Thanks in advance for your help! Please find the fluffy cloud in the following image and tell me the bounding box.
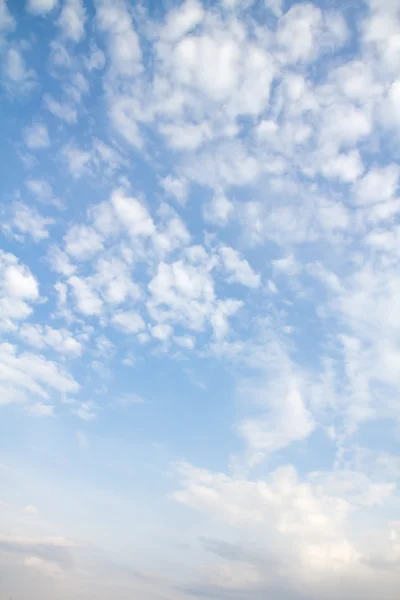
[24,122,50,149]
[57,0,86,42]
[2,202,54,242]
[3,47,36,93]
[0,342,78,407]
[239,386,315,461]
[26,0,58,15]
[219,246,260,288]
[18,324,83,357]
[0,252,39,330]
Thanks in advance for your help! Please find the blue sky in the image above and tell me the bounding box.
[1,0,400,598]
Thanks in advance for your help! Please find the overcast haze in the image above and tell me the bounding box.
[1,0,400,598]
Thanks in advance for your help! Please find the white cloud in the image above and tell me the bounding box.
[160,121,212,150]
[57,0,86,42]
[239,386,315,462]
[272,254,300,276]
[172,460,352,551]
[147,260,215,332]
[111,189,155,238]
[43,94,77,124]
[72,400,97,421]
[4,5,400,598]
[85,45,105,71]
[24,122,50,149]
[64,225,104,260]
[161,175,188,205]
[203,191,234,226]
[152,207,191,256]
[171,31,240,102]
[112,310,145,333]
[25,179,60,207]
[219,246,260,288]
[3,47,36,93]
[170,458,400,598]
[355,164,399,205]
[0,253,40,331]
[0,0,15,33]
[109,95,143,148]
[162,0,204,43]
[265,0,283,17]
[3,202,54,242]
[321,150,364,183]
[277,4,323,63]
[93,257,141,305]
[151,323,173,341]
[19,324,82,357]
[26,0,58,14]
[48,247,76,277]
[68,275,103,316]
[62,144,91,176]
[3,264,39,299]
[174,334,195,349]
[210,298,242,340]
[96,0,142,76]
[0,342,78,407]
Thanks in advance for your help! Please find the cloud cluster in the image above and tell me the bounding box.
[1,0,400,598]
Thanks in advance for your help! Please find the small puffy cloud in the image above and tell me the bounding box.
[203,191,234,227]
[2,202,54,243]
[111,189,155,238]
[64,225,104,261]
[0,253,39,330]
[25,179,60,207]
[355,164,399,205]
[174,334,195,349]
[210,298,242,340]
[239,386,315,463]
[24,122,50,149]
[112,311,145,333]
[4,264,38,299]
[68,276,103,316]
[272,255,301,277]
[62,144,91,177]
[162,0,204,43]
[57,0,86,42]
[160,121,212,150]
[0,342,78,407]
[161,175,188,205]
[72,400,97,421]
[96,0,142,76]
[321,150,364,183]
[147,260,215,332]
[219,246,260,288]
[85,45,105,71]
[27,0,58,14]
[19,324,82,357]
[0,0,15,33]
[44,94,77,124]
[151,323,173,341]
[3,47,36,93]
